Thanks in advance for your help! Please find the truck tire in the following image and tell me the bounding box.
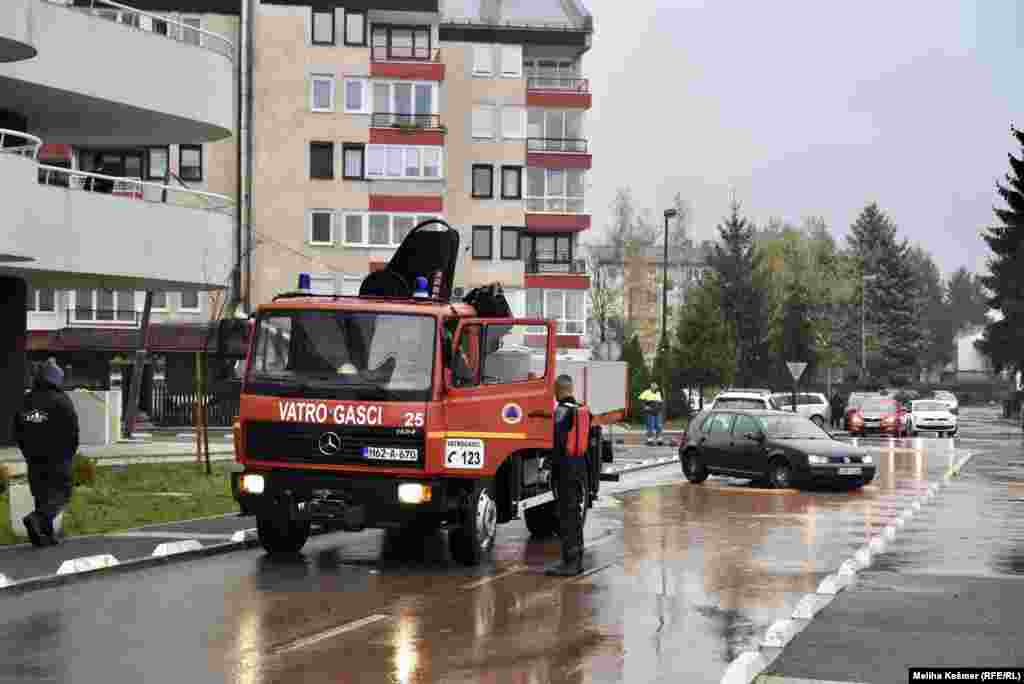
[449,481,498,566]
[524,501,558,538]
[257,514,311,554]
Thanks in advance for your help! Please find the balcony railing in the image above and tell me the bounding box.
[527,138,588,153]
[526,76,589,93]
[525,258,588,275]
[371,46,440,62]
[0,129,42,159]
[370,113,444,130]
[67,309,140,327]
[37,165,235,213]
[525,197,586,213]
[50,0,234,59]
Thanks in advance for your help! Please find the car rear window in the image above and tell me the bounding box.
[863,398,897,411]
[715,397,766,410]
[703,413,735,434]
[913,401,948,411]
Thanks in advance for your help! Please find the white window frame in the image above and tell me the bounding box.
[71,290,138,323]
[179,290,201,312]
[365,145,444,180]
[501,106,526,140]
[501,45,523,78]
[26,287,57,314]
[149,291,168,311]
[309,274,335,295]
[342,212,442,248]
[311,8,335,45]
[311,75,335,112]
[525,167,586,213]
[370,81,437,124]
[340,275,363,296]
[472,105,496,139]
[309,209,335,246]
[526,289,586,335]
[472,44,493,76]
[343,77,370,114]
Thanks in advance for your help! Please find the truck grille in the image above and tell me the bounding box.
[244,422,425,469]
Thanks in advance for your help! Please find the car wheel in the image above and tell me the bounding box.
[950,427,958,437]
[768,458,793,489]
[681,449,708,484]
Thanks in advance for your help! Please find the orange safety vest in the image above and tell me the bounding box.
[566,403,591,460]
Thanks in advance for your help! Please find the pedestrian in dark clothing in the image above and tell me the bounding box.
[546,374,586,577]
[13,364,79,547]
[830,392,844,429]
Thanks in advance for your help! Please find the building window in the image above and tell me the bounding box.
[371,81,436,124]
[150,291,167,310]
[73,290,136,322]
[308,274,335,295]
[342,213,440,247]
[312,9,334,45]
[527,289,585,335]
[501,165,522,199]
[311,75,335,112]
[472,226,493,260]
[525,168,585,212]
[344,9,366,46]
[472,44,493,75]
[26,287,56,313]
[524,57,579,82]
[146,147,169,180]
[180,291,200,311]
[472,164,493,198]
[371,24,431,61]
[365,145,443,180]
[527,109,585,151]
[310,210,333,245]
[501,45,523,77]
[472,106,495,139]
[310,142,334,180]
[343,77,368,114]
[501,106,526,140]
[343,144,365,179]
[179,145,203,182]
[501,227,520,260]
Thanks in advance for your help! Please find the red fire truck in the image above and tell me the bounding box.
[231,220,627,565]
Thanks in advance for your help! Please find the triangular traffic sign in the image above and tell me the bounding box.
[786,362,808,381]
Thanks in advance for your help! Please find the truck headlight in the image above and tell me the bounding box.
[863,455,873,464]
[241,473,265,495]
[808,455,827,465]
[398,483,432,505]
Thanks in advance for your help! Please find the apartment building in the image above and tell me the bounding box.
[0,0,238,441]
[249,0,594,352]
[589,242,713,358]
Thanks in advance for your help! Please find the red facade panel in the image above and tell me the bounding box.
[369,195,444,212]
[369,128,445,146]
[525,213,591,233]
[370,61,445,81]
[524,274,590,290]
[525,334,583,349]
[526,91,592,109]
[526,152,592,169]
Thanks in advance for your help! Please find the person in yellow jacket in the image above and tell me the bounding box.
[638,383,664,446]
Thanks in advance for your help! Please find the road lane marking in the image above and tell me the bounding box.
[460,564,527,590]
[270,614,392,655]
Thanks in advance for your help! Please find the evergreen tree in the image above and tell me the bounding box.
[619,334,651,421]
[707,201,770,385]
[907,246,954,374]
[846,203,923,381]
[674,276,736,404]
[978,127,1024,374]
[947,267,989,332]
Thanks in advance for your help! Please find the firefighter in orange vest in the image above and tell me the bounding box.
[546,374,587,576]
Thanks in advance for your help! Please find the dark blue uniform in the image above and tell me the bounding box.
[547,395,584,576]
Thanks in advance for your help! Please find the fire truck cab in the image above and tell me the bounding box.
[231,221,621,565]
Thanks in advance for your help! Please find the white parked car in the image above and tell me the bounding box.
[709,390,780,411]
[772,392,831,428]
[908,399,958,437]
[933,390,959,415]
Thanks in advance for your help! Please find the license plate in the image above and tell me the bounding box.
[362,447,419,462]
[838,467,862,475]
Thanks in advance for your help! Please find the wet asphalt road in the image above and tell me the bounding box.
[0,429,997,683]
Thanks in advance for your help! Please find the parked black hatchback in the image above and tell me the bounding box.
[679,409,876,489]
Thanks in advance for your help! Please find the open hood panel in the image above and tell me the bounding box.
[360,219,460,300]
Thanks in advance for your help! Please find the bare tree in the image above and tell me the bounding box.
[587,251,623,346]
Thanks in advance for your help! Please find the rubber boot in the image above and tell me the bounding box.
[23,513,43,547]
[545,549,584,577]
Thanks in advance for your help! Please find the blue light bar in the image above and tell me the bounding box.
[298,273,311,291]
[413,276,429,298]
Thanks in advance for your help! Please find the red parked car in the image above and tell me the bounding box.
[847,396,910,436]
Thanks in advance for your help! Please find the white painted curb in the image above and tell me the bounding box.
[837,559,859,577]
[853,546,872,568]
[791,594,831,620]
[816,573,851,595]
[57,554,119,575]
[152,540,203,557]
[761,618,807,648]
[720,651,772,684]
[883,524,897,541]
[230,528,258,543]
[0,573,10,588]
[868,535,886,554]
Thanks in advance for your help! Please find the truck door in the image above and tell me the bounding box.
[443,319,555,475]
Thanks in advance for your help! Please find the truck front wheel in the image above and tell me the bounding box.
[257,513,311,555]
[449,481,498,566]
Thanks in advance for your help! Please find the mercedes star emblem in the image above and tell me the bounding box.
[318,432,341,456]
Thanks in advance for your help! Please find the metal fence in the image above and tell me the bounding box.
[149,380,240,427]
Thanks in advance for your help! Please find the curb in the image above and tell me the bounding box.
[721,450,975,684]
[605,455,679,476]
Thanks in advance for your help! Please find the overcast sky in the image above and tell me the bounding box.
[583,0,1022,277]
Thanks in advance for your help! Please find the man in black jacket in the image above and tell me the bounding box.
[13,363,79,546]
[546,375,586,577]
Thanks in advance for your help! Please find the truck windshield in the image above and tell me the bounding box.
[245,310,435,401]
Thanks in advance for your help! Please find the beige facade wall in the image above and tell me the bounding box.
[251,5,373,306]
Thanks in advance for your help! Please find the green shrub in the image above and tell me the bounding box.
[0,464,9,494]
[72,453,97,487]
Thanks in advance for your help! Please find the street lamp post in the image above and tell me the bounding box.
[861,274,877,382]
[662,208,678,425]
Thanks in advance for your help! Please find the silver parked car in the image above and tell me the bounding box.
[772,392,831,428]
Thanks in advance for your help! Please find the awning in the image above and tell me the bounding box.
[37,144,73,162]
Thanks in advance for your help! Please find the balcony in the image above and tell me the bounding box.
[525,257,587,275]
[370,45,445,81]
[369,113,445,145]
[67,309,141,328]
[526,137,591,169]
[526,76,591,109]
